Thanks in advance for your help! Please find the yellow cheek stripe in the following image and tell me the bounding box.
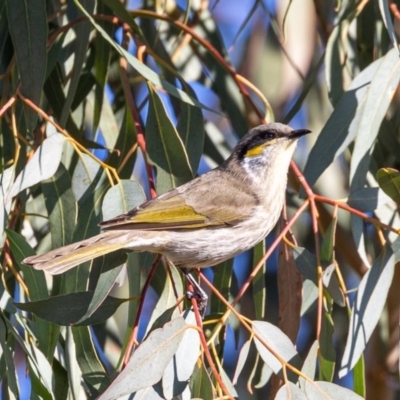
[245,140,276,158]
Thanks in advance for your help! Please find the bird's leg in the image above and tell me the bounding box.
[181,268,208,313]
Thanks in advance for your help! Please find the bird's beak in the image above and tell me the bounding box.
[289,129,312,139]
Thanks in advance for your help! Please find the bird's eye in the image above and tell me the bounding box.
[264,131,275,140]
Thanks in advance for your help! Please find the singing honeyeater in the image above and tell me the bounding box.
[23,123,311,274]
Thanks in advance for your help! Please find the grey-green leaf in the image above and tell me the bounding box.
[146,84,193,193]
[253,320,299,375]
[99,317,186,399]
[15,291,129,326]
[9,133,66,198]
[6,0,47,131]
[339,245,395,377]
[102,180,145,221]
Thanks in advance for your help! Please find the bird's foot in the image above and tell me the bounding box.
[182,268,208,314]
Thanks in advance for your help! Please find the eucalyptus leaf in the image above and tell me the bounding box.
[9,133,66,199]
[6,0,47,131]
[305,381,364,399]
[99,317,186,399]
[275,382,307,400]
[253,320,300,376]
[376,168,400,205]
[340,245,395,377]
[15,291,130,326]
[102,180,145,221]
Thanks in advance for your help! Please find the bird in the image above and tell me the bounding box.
[23,123,311,275]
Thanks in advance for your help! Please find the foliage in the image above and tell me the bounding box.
[1,0,400,399]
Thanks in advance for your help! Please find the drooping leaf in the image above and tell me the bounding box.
[15,291,130,326]
[41,163,77,249]
[303,56,382,187]
[7,229,60,359]
[6,0,47,131]
[350,48,400,190]
[72,326,110,392]
[232,339,251,385]
[102,179,145,221]
[253,320,300,376]
[340,245,395,377]
[376,168,400,205]
[99,317,186,399]
[299,340,318,389]
[348,187,392,211]
[252,240,266,320]
[275,382,307,400]
[60,0,95,127]
[146,84,193,193]
[162,310,200,399]
[9,133,66,199]
[305,381,364,399]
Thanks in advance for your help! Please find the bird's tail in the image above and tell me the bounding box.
[23,231,130,275]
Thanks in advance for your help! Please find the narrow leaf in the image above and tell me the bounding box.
[350,48,400,190]
[15,291,129,326]
[162,310,200,399]
[146,84,193,193]
[253,320,300,375]
[275,382,307,400]
[102,180,145,221]
[99,317,186,399]
[9,133,66,199]
[6,0,47,131]
[305,381,364,399]
[303,57,382,187]
[376,168,400,205]
[340,245,395,377]
[348,187,392,211]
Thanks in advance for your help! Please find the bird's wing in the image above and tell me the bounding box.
[100,172,258,231]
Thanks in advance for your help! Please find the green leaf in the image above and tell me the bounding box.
[339,245,395,377]
[72,326,110,392]
[305,381,364,399]
[146,84,193,193]
[275,382,307,400]
[0,315,19,398]
[319,309,335,381]
[320,218,336,266]
[350,48,400,190]
[299,340,318,389]
[100,317,186,399]
[253,320,300,377]
[232,339,251,385]
[102,179,145,221]
[6,0,47,131]
[75,252,127,324]
[108,105,137,178]
[9,133,66,198]
[190,362,215,399]
[7,229,60,359]
[162,310,200,398]
[353,356,366,398]
[41,163,77,249]
[348,187,392,211]
[376,168,400,205]
[60,0,95,127]
[303,56,381,188]
[293,246,317,283]
[176,85,205,173]
[73,0,210,110]
[15,291,130,326]
[252,240,266,320]
[210,258,233,315]
[378,0,400,56]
